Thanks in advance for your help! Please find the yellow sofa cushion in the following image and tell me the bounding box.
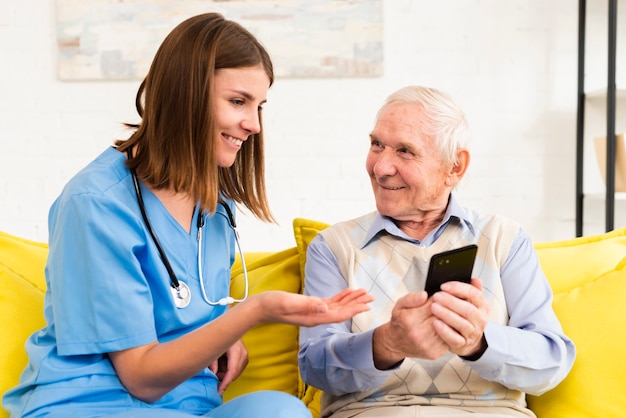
[0,232,48,418]
[223,247,306,401]
[292,218,331,415]
[292,218,626,418]
[0,231,47,293]
[293,218,332,285]
[533,227,626,294]
[527,228,626,418]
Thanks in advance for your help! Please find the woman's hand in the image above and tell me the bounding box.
[108,289,371,402]
[209,339,248,395]
[254,288,373,327]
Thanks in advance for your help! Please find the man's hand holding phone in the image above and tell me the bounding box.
[424,245,489,359]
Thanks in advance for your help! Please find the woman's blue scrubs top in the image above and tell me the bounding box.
[3,147,236,416]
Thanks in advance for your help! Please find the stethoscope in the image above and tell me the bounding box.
[129,159,249,309]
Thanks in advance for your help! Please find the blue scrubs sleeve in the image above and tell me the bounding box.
[48,190,158,356]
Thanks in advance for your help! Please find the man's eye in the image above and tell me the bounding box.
[398,148,414,159]
[370,139,383,149]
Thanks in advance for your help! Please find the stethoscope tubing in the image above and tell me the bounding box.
[129,155,248,308]
[130,166,182,292]
[197,211,249,306]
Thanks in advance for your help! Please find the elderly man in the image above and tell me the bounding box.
[298,85,575,418]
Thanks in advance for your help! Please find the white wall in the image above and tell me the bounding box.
[1,0,624,252]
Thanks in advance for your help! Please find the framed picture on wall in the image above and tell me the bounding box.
[55,0,384,80]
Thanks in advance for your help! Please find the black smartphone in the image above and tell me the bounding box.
[424,244,478,297]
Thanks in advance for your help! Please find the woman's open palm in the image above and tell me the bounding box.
[257,288,373,327]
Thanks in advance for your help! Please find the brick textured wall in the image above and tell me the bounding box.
[1,0,624,251]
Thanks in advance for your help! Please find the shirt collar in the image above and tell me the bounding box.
[360,194,476,248]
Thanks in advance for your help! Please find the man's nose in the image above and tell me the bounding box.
[372,151,397,176]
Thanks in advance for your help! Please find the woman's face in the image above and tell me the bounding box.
[213,65,270,167]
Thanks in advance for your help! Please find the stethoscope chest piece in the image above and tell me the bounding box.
[171,281,191,309]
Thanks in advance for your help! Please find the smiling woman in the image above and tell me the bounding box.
[1,12,373,418]
[115,13,276,222]
[213,66,270,168]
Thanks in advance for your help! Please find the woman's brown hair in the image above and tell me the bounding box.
[116,13,275,221]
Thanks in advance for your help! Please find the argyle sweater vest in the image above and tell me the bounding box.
[318,211,532,417]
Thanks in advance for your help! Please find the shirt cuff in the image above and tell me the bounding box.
[334,328,401,375]
[461,322,507,379]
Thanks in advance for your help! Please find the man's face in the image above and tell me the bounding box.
[366,102,455,222]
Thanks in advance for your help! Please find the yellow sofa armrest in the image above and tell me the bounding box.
[0,232,48,418]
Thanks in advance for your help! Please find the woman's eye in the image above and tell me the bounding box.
[230,99,245,106]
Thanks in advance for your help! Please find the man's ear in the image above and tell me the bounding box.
[449,148,470,183]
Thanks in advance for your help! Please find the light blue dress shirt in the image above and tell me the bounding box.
[299,195,575,397]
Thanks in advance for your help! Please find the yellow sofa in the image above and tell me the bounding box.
[2,218,626,418]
